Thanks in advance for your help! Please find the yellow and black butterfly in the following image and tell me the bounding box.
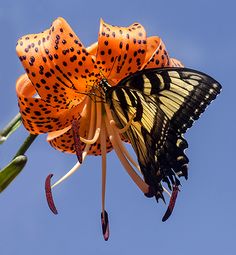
[101,67,221,220]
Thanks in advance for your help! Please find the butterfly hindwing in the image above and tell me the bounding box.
[105,67,221,197]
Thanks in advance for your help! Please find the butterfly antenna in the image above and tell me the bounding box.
[98,56,118,84]
[77,80,105,103]
[107,56,118,80]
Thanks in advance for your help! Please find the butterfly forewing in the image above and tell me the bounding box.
[124,68,221,132]
[105,67,221,197]
[107,87,169,169]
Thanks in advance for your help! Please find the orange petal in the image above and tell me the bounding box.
[16,17,99,108]
[86,42,98,57]
[96,19,147,83]
[170,58,184,67]
[142,36,172,69]
[16,74,87,134]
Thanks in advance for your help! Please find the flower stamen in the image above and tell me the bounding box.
[72,118,83,164]
[100,117,109,241]
[79,127,101,144]
[113,129,141,172]
[45,174,58,215]
[51,161,83,189]
[105,105,140,171]
[101,119,107,213]
[109,112,136,134]
[101,210,109,241]
[162,184,180,222]
[79,97,102,145]
[105,115,151,195]
[51,98,101,189]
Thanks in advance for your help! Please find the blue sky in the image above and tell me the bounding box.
[0,0,235,254]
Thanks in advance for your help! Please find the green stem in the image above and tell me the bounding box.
[0,114,39,192]
[0,155,28,193]
[13,133,38,158]
[0,113,22,143]
[0,112,21,136]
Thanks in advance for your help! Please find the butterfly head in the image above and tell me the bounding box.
[99,78,111,93]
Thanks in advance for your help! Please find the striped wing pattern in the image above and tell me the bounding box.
[105,68,221,200]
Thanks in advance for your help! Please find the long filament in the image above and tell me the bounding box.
[115,134,141,172]
[100,116,107,213]
[106,104,172,198]
[104,115,149,194]
[79,128,101,144]
[105,104,140,172]
[109,111,136,134]
[52,97,100,188]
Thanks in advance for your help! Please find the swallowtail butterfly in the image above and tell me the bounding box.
[101,67,221,218]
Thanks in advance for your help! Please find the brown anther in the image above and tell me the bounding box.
[162,184,179,222]
[101,210,109,241]
[45,174,58,215]
[72,118,82,164]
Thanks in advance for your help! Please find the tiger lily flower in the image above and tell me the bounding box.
[16,17,183,240]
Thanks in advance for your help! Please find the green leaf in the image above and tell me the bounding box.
[0,155,27,192]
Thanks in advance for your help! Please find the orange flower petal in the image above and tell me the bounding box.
[16,74,87,134]
[86,42,98,57]
[96,19,147,82]
[170,58,184,67]
[16,17,99,108]
[142,36,172,69]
